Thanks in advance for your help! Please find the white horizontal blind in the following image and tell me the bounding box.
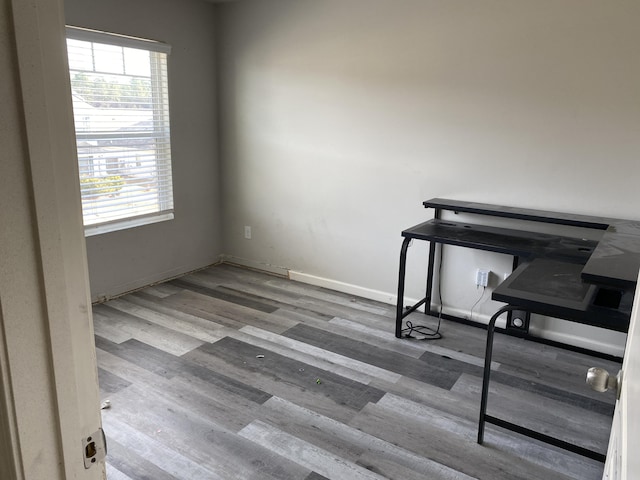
[66,27,174,234]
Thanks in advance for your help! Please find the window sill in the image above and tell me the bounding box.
[84,212,174,237]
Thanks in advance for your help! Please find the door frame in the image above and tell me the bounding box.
[0,0,103,478]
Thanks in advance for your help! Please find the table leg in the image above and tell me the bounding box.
[395,237,412,338]
[478,305,521,444]
[425,241,436,315]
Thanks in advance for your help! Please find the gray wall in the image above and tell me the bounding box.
[216,0,640,354]
[65,0,221,300]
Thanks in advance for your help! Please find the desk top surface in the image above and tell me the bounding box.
[403,219,598,263]
[421,198,640,289]
[492,258,632,332]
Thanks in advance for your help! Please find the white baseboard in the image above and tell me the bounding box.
[288,270,401,305]
[528,328,625,357]
[436,305,508,329]
[220,258,626,357]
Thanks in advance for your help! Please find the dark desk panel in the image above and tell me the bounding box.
[402,219,598,263]
[423,198,615,230]
[492,258,631,333]
[582,233,640,289]
[423,198,640,290]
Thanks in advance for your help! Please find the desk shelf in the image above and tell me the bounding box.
[423,198,615,230]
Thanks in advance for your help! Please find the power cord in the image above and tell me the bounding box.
[469,286,487,321]
[402,244,444,340]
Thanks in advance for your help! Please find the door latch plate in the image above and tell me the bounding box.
[82,428,107,469]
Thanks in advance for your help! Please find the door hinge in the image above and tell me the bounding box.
[82,428,107,469]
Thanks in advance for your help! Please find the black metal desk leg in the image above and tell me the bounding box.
[424,207,441,316]
[395,237,412,338]
[424,241,436,315]
[478,305,519,444]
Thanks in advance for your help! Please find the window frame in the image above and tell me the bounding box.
[66,26,174,236]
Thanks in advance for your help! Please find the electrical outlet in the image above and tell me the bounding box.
[476,269,490,287]
[507,309,531,335]
[244,226,251,239]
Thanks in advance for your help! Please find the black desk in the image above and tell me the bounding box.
[395,199,640,461]
[396,199,640,338]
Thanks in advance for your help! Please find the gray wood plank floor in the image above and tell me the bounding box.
[95,264,620,480]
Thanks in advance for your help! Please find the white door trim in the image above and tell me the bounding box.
[0,0,103,478]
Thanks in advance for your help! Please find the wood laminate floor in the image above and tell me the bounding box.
[94,264,620,480]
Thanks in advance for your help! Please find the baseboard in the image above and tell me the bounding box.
[220,255,289,277]
[527,328,625,358]
[436,305,509,329]
[92,260,221,303]
[288,270,408,306]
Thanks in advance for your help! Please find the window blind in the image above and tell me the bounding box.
[66,27,174,235]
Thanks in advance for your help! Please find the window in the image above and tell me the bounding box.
[66,27,174,235]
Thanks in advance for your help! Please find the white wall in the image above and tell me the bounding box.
[65,0,221,300]
[216,0,640,354]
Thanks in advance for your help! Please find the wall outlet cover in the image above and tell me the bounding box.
[476,269,490,287]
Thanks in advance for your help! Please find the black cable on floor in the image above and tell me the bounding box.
[401,244,443,340]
